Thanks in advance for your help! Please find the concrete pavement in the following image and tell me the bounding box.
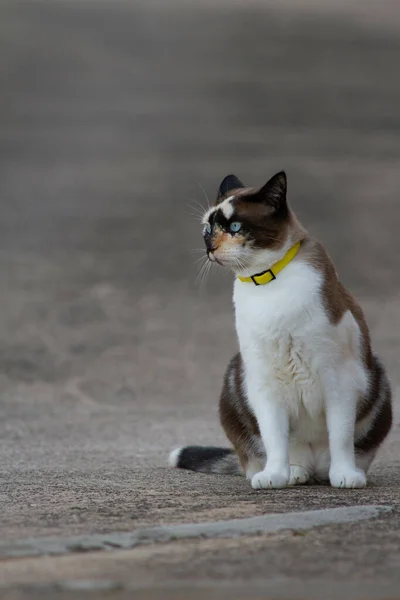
[1,0,400,597]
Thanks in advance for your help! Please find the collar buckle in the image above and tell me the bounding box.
[237,241,301,286]
[251,269,276,285]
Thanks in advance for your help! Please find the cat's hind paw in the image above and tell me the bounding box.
[288,465,309,485]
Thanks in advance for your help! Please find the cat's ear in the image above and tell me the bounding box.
[257,171,287,211]
[216,174,245,203]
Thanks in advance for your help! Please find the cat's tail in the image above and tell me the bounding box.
[168,446,242,476]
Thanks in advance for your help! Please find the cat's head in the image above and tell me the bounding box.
[202,171,303,276]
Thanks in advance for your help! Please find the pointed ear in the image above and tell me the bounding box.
[257,171,287,211]
[216,174,245,203]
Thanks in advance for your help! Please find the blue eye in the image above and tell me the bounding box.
[204,222,212,234]
[230,222,241,233]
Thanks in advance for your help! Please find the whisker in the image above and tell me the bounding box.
[195,181,211,210]
[195,256,213,291]
[266,236,283,244]
[235,259,247,272]
[234,257,244,269]
[195,256,209,284]
[186,203,204,217]
[186,202,205,215]
[233,254,247,267]
[187,211,205,223]
[187,196,207,212]
[200,260,214,291]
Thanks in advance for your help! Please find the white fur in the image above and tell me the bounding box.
[233,257,368,489]
[168,447,182,468]
[221,196,234,219]
[203,197,234,224]
[202,206,215,225]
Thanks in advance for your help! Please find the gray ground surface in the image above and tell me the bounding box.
[1,0,400,597]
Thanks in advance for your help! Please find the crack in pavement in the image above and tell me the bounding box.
[0,505,392,559]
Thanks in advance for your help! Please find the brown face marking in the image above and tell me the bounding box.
[232,195,290,251]
[211,225,246,252]
[205,195,293,258]
[206,172,311,257]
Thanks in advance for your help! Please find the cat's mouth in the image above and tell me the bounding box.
[207,251,224,266]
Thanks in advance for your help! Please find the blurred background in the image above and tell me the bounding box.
[1,0,400,539]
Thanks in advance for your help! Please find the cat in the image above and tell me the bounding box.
[169,171,392,488]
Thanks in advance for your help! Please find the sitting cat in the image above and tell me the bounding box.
[169,172,392,488]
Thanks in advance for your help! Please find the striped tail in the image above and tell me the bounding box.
[168,446,242,476]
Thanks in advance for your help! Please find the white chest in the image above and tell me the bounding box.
[233,262,330,424]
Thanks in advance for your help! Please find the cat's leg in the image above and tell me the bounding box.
[324,369,367,489]
[244,454,267,481]
[288,440,314,485]
[227,350,289,489]
[220,354,267,481]
[314,446,374,484]
[315,439,380,484]
[355,450,376,474]
[314,446,331,482]
[353,355,392,476]
[236,434,266,480]
[247,389,290,489]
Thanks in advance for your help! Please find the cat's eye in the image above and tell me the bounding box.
[229,222,242,233]
[204,222,212,234]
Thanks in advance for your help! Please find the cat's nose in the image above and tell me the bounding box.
[205,237,217,252]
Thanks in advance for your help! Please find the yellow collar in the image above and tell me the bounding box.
[238,241,301,285]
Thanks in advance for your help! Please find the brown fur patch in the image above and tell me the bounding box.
[216,186,246,205]
[232,196,290,251]
[219,353,261,472]
[355,394,392,454]
[299,238,373,369]
[212,226,246,252]
[299,237,392,445]
[206,185,306,254]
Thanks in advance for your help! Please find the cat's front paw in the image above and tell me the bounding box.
[289,465,309,486]
[329,467,367,489]
[251,469,289,489]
